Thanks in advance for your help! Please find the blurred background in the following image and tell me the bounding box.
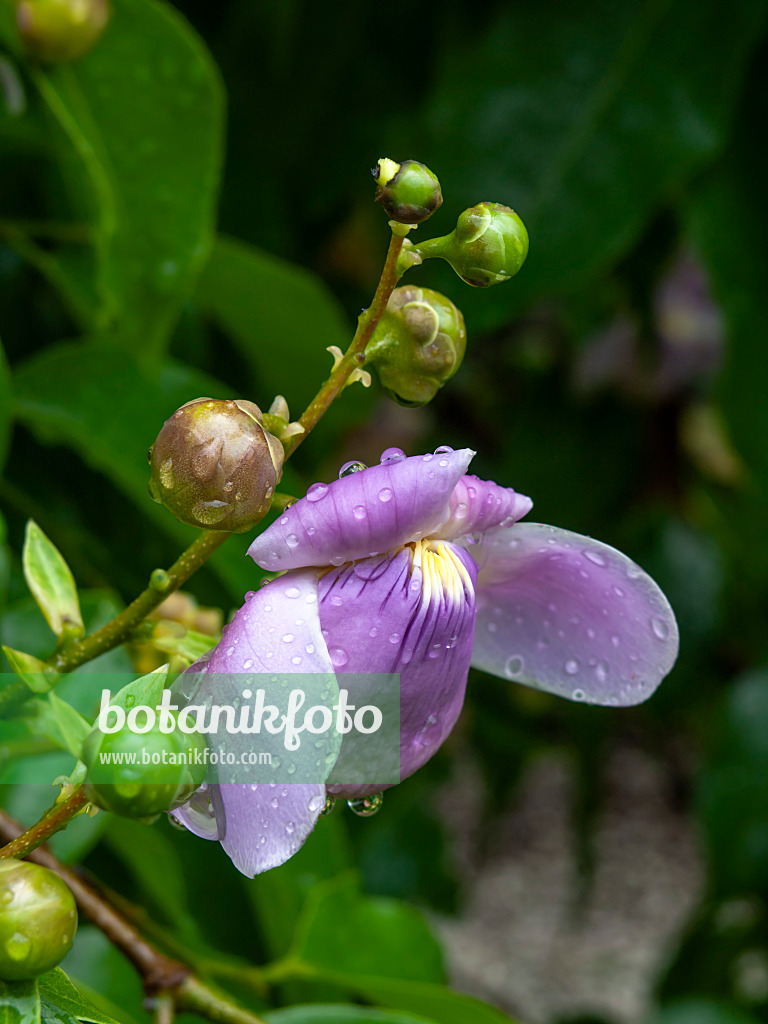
[1,1,768,1022]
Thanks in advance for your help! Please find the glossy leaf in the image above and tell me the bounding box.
[195,235,351,410]
[0,980,40,1024]
[29,0,224,356]
[24,692,92,758]
[290,874,445,984]
[22,520,84,639]
[411,0,767,329]
[265,1007,436,1024]
[38,969,121,1024]
[1,646,56,693]
[11,342,256,600]
[105,665,168,712]
[0,336,11,473]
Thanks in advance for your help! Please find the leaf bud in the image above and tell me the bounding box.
[82,719,208,820]
[16,0,109,63]
[365,286,466,407]
[408,202,529,287]
[0,859,77,980]
[148,398,284,532]
[373,158,443,225]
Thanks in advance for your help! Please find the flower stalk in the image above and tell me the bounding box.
[0,786,89,860]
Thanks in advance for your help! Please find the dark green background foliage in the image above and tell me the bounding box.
[2,0,768,1021]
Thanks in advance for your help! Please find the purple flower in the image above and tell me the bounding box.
[173,447,678,876]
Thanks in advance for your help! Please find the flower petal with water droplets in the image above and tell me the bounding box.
[248,449,475,571]
[468,523,679,705]
[436,473,533,540]
[173,569,334,875]
[318,541,477,797]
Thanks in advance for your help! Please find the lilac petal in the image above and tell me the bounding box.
[317,541,477,797]
[174,569,333,874]
[436,473,533,540]
[214,782,327,877]
[248,449,475,572]
[208,568,333,675]
[469,523,679,706]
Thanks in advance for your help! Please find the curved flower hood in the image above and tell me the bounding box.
[173,447,678,876]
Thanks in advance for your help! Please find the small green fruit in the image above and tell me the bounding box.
[0,859,77,981]
[82,721,207,819]
[16,0,109,63]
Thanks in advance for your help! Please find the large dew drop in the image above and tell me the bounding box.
[347,793,384,817]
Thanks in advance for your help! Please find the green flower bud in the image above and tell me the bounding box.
[404,202,529,287]
[16,0,109,63]
[82,719,208,820]
[373,158,443,225]
[0,859,77,980]
[148,398,284,532]
[365,286,466,407]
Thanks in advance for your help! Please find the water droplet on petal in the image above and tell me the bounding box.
[306,482,329,502]
[284,586,301,599]
[308,794,325,813]
[353,505,367,519]
[595,661,609,684]
[564,659,580,675]
[651,617,670,640]
[282,633,295,643]
[286,534,299,549]
[330,647,348,667]
[285,820,295,834]
[612,585,625,597]
[572,688,586,701]
[339,460,367,477]
[305,643,315,654]
[389,633,400,644]
[434,445,454,454]
[291,655,302,665]
[380,447,406,462]
[583,549,607,567]
[348,793,384,817]
[378,488,393,502]
[505,655,524,678]
[270,797,280,809]
[422,453,434,462]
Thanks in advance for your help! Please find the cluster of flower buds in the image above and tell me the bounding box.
[148,398,284,533]
[0,859,77,980]
[365,286,466,407]
[82,720,208,820]
[16,0,110,62]
[399,201,529,287]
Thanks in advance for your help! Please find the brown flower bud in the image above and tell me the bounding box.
[148,398,283,533]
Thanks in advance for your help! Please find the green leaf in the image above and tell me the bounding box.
[22,521,84,640]
[1,647,56,693]
[11,342,257,601]
[29,0,224,356]
[0,979,40,1024]
[311,977,519,1024]
[23,692,92,758]
[0,335,11,473]
[412,0,767,330]
[106,665,168,713]
[38,969,122,1024]
[290,874,445,985]
[265,1007,436,1024]
[195,235,352,411]
[649,999,758,1024]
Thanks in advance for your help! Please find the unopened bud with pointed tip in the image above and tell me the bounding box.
[16,0,109,63]
[0,859,77,980]
[400,202,529,287]
[148,398,284,532]
[365,286,466,407]
[373,158,442,225]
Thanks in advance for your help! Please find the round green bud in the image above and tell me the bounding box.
[373,158,443,225]
[16,0,109,63]
[0,859,77,980]
[148,398,284,532]
[411,202,529,287]
[82,720,207,820]
[365,286,466,407]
